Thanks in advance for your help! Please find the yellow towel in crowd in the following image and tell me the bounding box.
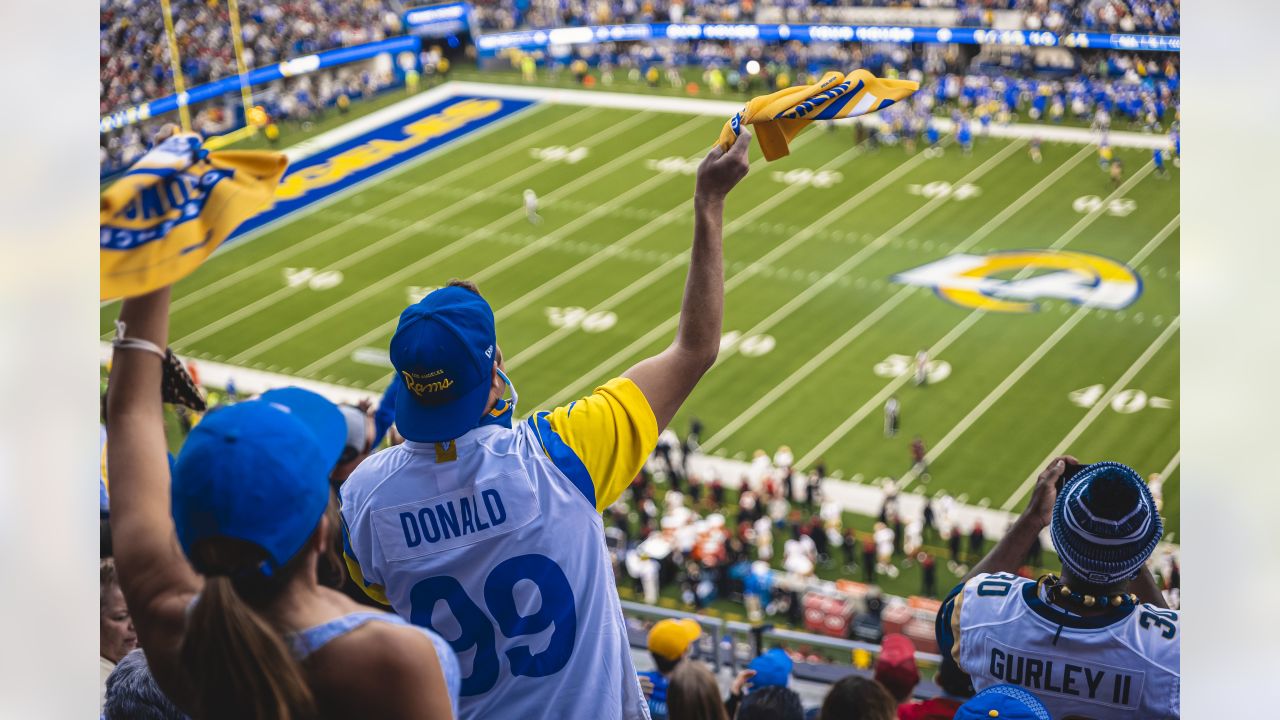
[716,69,920,161]
[100,132,287,301]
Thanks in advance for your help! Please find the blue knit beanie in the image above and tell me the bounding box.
[1050,462,1163,586]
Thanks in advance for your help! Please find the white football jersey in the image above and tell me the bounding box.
[341,378,657,720]
[939,573,1180,719]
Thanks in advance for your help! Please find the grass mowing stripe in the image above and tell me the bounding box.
[165,103,576,317]
[1001,315,1181,511]
[296,116,715,376]
[1157,451,1180,487]
[782,146,1101,467]
[172,109,654,350]
[237,113,709,366]
[903,208,1177,494]
[709,139,1025,372]
[523,138,955,413]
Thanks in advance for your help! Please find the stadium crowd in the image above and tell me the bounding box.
[471,0,1179,33]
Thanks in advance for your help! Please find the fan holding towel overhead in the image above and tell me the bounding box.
[716,69,920,161]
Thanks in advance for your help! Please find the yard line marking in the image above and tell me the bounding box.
[524,137,955,411]
[794,159,1161,471]
[295,119,722,376]
[500,134,849,375]
[170,109,657,349]
[706,143,1087,453]
[162,103,579,318]
[1157,451,1181,483]
[890,207,1175,491]
[709,139,1025,371]
[230,114,711,365]
[1001,315,1181,511]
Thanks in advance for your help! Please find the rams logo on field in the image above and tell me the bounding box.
[892,250,1141,313]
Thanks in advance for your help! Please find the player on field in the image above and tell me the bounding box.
[955,117,973,156]
[1109,156,1124,188]
[914,348,929,386]
[936,459,1177,719]
[884,395,901,438]
[1028,135,1042,164]
[1153,147,1167,178]
[339,132,752,720]
[523,188,541,224]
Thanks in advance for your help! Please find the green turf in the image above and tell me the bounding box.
[100,95,1180,539]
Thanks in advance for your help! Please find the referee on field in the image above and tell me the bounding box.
[339,133,752,720]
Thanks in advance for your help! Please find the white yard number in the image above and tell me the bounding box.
[906,181,982,201]
[771,169,844,189]
[720,331,776,357]
[530,146,589,164]
[547,306,617,333]
[1068,384,1172,413]
[407,285,440,304]
[283,267,343,290]
[1072,196,1137,217]
[873,353,952,383]
[646,156,701,175]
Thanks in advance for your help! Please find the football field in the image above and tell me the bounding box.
[99,94,1181,538]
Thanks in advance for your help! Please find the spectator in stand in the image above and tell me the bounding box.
[330,400,375,486]
[106,287,460,719]
[873,634,920,712]
[640,619,704,720]
[667,661,730,720]
[936,459,1177,718]
[727,648,798,719]
[103,649,186,720]
[899,656,975,720]
[817,675,898,720]
[100,559,139,711]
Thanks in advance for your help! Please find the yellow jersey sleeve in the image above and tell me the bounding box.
[340,515,391,606]
[527,377,659,512]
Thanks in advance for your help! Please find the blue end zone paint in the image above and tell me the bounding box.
[232,95,536,239]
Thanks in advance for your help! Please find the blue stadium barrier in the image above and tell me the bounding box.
[474,22,1180,55]
[99,36,423,134]
[403,1,476,39]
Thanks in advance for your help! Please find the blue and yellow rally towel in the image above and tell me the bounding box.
[100,133,287,301]
[716,69,920,161]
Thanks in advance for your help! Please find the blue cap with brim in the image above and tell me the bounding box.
[748,648,794,690]
[390,286,496,443]
[171,387,346,576]
[954,684,1052,720]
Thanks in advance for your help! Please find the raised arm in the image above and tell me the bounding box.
[624,131,751,430]
[105,287,203,698]
[964,456,1074,582]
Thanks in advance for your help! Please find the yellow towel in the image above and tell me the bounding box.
[100,133,287,301]
[716,69,920,161]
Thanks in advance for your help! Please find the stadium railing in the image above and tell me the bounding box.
[621,600,947,698]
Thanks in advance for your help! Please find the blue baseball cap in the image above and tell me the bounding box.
[954,684,1052,720]
[171,387,346,576]
[748,648,794,690]
[389,285,497,443]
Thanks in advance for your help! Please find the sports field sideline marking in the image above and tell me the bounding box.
[151,103,584,323]
[517,136,950,405]
[248,114,711,368]
[1002,314,1181,511]
[796,158,1163,472]
[171,109,658,350]
[707,143,1092,454]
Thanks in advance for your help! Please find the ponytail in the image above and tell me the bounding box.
[181,576,317,720]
